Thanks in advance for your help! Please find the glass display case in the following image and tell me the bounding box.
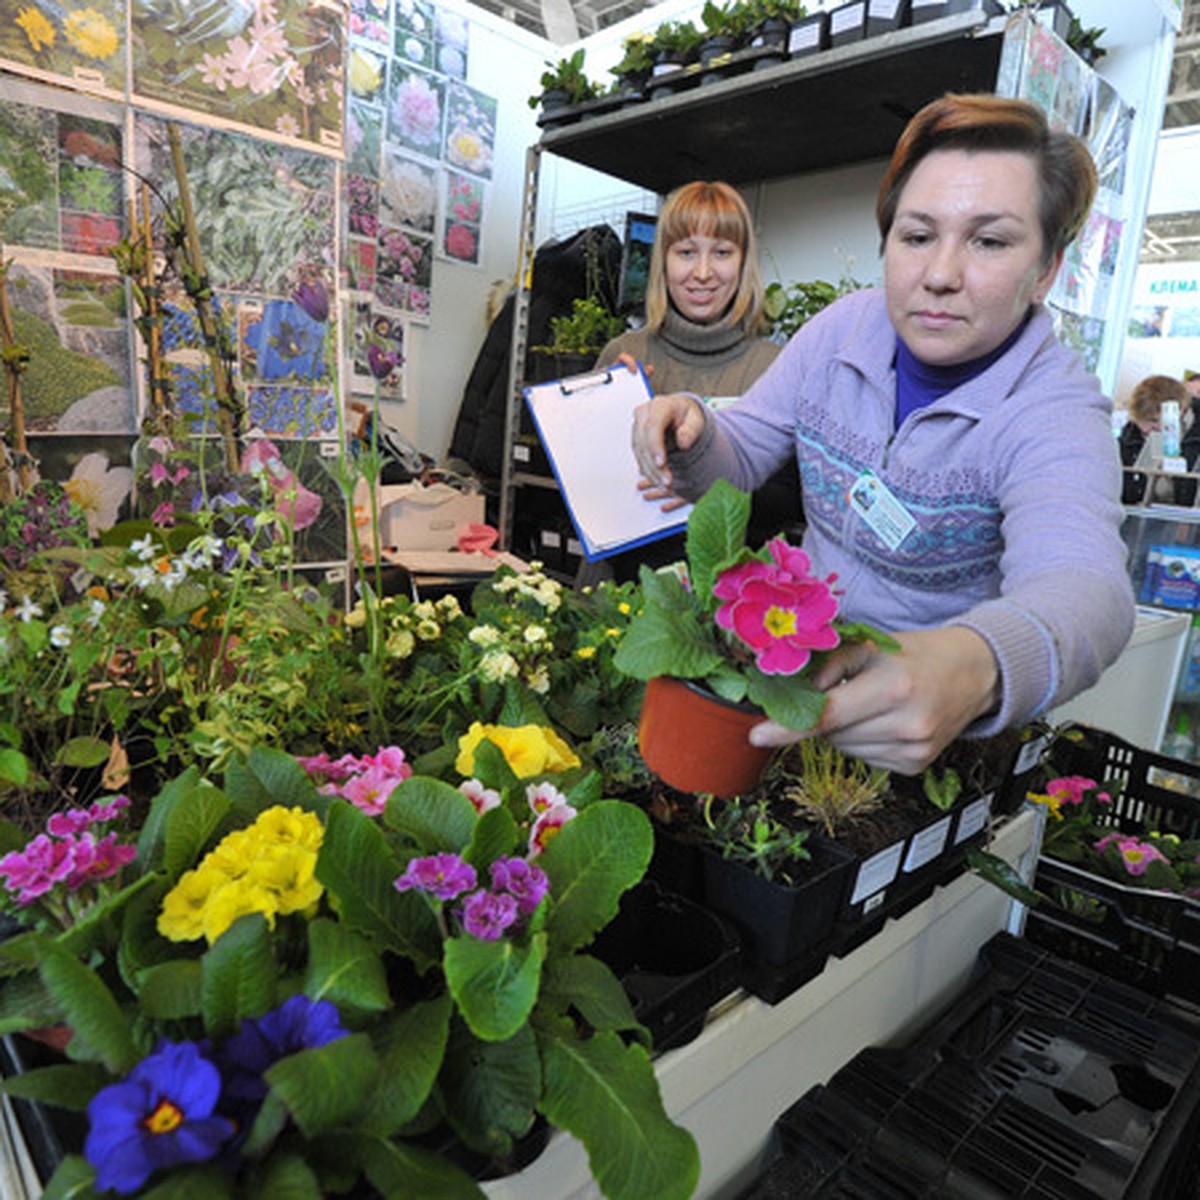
[1119,506,1200,768]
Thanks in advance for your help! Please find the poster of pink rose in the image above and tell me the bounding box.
[387,63,444,159]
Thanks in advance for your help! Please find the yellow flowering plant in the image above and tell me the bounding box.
[0,735,699,1199]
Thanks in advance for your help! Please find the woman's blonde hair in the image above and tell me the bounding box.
[644,181,765,335]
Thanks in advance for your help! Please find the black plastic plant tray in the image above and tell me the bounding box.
[1026,855,1200,1014]
[589,878,740,1053]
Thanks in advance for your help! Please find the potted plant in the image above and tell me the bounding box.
[745,0,807,52]
[613,479,895,798]
[527,49,604,126]
[0,730,701,1198]
[647,19,703,98]
[763,273,863,342]
[531,295,627,377]
[609,32,657,97]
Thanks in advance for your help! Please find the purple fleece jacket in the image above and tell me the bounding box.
[667,288,1135,736]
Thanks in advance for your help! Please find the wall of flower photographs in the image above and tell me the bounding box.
[0,0,538,567]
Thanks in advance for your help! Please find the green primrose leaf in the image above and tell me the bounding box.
[536,1014,700,1200]
[304,918,390,1015]
[360,992,452,1136]
[264,1032,378,1138]
[385,775,479,853]
[200,913,276,1040]
[0,1061,111,1110]
[346,1131,487,1200]
[965,846,1043,907]
[444,931,546,1042]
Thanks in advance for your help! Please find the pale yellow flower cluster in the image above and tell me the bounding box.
[490,566,563,613]
[456,722,580,780]
[157,806,324,945]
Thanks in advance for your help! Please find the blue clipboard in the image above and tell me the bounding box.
[522,366,691,562]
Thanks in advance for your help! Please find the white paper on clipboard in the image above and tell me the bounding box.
[523,367,692,561]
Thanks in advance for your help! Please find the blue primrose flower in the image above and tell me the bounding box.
[214,995,349,1108]
[85,1040,234,1195]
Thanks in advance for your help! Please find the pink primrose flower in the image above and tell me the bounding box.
[527,781,568,816]
[151,502,176,528]
[64,832,136,889]
[364,746,412,781]
[47,808,95,837]
[89,796,130,823]
[1115,838,1169,877]
[460,779,502,816]
[529,803,576,857]
[340,764,403,816]
[714,540,840,675]
[1046,776,1109,807]
[460,889,519,940]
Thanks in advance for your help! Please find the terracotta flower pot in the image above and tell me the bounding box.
[637,675,775,799]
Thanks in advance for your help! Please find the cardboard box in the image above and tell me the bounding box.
[354,481,485,553]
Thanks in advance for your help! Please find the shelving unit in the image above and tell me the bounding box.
[498,8,1008,554]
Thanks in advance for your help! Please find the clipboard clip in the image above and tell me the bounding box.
[559,370,613,395]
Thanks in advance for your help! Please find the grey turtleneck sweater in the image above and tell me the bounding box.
[594,307,780,400]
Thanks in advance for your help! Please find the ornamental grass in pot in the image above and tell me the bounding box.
[613,479,895,798]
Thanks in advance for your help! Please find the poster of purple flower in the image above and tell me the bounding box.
[347,173,380,241]
[387,64,444,160]
[440,171,483,267]
[350,0,392,46]
[434,8,469,80]
[443,80,495,181]
[347,100,383,180]
[131,0,345,151]
[380,150,438,234]
[376,225,433,321]
[351,298,406,399]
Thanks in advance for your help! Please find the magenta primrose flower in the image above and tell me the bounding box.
[714,539,841,675]
[460,889,519,940]
[490,856,549,914]
[394,853,477,900]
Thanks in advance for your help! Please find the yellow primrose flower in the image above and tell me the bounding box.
[249,845,323,914]
[17,7,55,52]
[1026,791,1063,820]
[576,646,597,660]
[345,604,368,628]
[386,628,416,658]
[253,805,323,851]
[201,876,281,943]
[157,865,225,942]
[63,7,118,59]
[456,722,580,779]
[205,827,260,879]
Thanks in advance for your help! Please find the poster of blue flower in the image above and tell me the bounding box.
[131,0,345,151]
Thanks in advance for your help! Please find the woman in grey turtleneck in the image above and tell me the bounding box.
[595,180,779,404]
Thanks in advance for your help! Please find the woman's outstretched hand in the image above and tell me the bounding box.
[631,392,707,506]
[750,626,1001,775]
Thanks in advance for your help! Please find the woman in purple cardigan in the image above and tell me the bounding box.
[631,93,1135,775]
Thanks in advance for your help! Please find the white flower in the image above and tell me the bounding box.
[130,535,156,562]
[129,566,156,590]
[479,649,519,682]
[468,624,501,647]
[15,596,42,623]
[86,599,107,629]
[182,535,223,569]
[50,624,72,649]
[523,624,548,644]
[527,667,550,694]
[63,452,133,537]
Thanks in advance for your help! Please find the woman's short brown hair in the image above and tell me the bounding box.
[645,180,765,335]
[876,93,1097,266]
[1129,375,1188,425]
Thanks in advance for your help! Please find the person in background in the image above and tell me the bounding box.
[1119,374,1193,504]
[593,181,793,579]
[631,93,1135,775]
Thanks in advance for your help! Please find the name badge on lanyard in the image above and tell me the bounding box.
[847,469,916,551]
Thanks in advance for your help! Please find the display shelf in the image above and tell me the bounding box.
[481,808,1040,1200]
[537,10,1005,193]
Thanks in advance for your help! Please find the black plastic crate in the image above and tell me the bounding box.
[1024,725,1200,1011]
[772,933,1200,1200]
